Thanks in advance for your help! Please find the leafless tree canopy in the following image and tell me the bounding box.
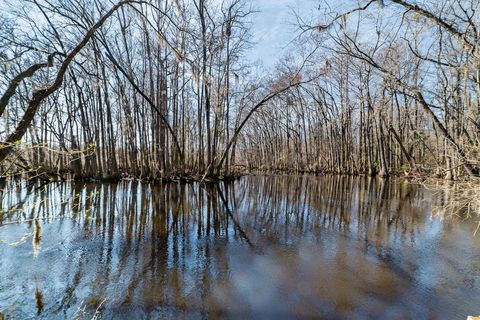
[0,0,479,181]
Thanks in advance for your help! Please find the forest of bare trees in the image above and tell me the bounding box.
[1,0,479,181]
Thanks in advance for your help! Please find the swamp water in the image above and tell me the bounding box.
[0,176,480,319]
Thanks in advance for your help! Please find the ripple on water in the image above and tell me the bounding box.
[0,176,479,319]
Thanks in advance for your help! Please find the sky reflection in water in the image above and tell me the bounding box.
[0,176,479,319]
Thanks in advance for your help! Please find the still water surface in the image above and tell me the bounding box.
[0,176,480,319]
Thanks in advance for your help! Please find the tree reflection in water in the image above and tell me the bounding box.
[0,176,480,319]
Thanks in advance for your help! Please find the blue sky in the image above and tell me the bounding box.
[0,0,319,68]
[247,0,317,67]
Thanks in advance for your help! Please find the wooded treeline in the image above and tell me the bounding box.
[243,0,480,179]
[0,0,296,180]
[0,0,479,180]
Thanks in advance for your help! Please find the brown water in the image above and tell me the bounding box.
[0,176,479,319]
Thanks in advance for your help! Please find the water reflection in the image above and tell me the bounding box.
[32,219,41,258]
[34,279,44,315]
[0,176,479,319]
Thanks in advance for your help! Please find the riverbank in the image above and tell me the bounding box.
[2,162,479,187]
